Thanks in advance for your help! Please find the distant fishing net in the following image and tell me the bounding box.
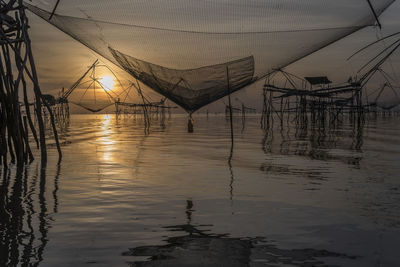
[70,94,114,113]
[62,61,122,112]
[348,31,400,110]
[25,0,395,113]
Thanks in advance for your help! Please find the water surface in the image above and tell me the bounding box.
[1,114,400,266]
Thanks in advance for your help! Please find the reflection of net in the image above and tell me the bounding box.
[25,0,395,112]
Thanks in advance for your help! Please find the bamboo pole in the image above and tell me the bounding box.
[0,0,62,168]
[226,65,234,147]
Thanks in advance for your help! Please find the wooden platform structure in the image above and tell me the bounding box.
[261,70,363,128]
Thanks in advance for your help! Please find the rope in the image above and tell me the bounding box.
[25,3,371,36]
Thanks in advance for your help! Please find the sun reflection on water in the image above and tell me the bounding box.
[99,114,115,162]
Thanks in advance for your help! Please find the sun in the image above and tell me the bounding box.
[98,75,115,91]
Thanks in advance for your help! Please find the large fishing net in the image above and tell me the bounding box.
[25,0,395,113]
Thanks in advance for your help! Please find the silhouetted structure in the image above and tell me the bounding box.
[261,71,364,129]
[25,0,395,132]
[0,0,61,168]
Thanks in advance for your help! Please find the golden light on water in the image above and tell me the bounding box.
[98,75,115,92]
[100,114,115,162]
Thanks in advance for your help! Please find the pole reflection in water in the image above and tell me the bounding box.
[123,200,358,267]
[228,130,235,203]
[261,114,365,166]
[1,114,400,266]
[0,163,60,266]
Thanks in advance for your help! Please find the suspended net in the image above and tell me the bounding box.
[347,32,400,109]
[69,83,114,113]
[25,0,395,113]
[64,61,125,112]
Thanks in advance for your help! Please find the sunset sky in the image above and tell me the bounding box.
[26,0,400,113]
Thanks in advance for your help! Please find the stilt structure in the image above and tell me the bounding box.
[115,99,177,119]
[115,81,177,132]
[261,70,364,129]
[0,0,61,168]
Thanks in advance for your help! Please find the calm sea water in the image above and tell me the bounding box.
[1,114,400,266]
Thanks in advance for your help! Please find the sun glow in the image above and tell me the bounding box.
[98,75,115,91]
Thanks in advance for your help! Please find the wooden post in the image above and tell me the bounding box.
[0,0,61,167]
[187,113,194,133]
[226,66,234,147]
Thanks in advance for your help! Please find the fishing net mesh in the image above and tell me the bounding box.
[63,62,121,112]
[25,0,395,113]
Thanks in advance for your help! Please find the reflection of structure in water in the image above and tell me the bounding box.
[0,165,59,266]
[261,115,364,167]
[123,200,357,267]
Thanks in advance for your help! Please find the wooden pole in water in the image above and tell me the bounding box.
[0,0,62,168]
[188,113,194,133]
[226,66,234,147]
